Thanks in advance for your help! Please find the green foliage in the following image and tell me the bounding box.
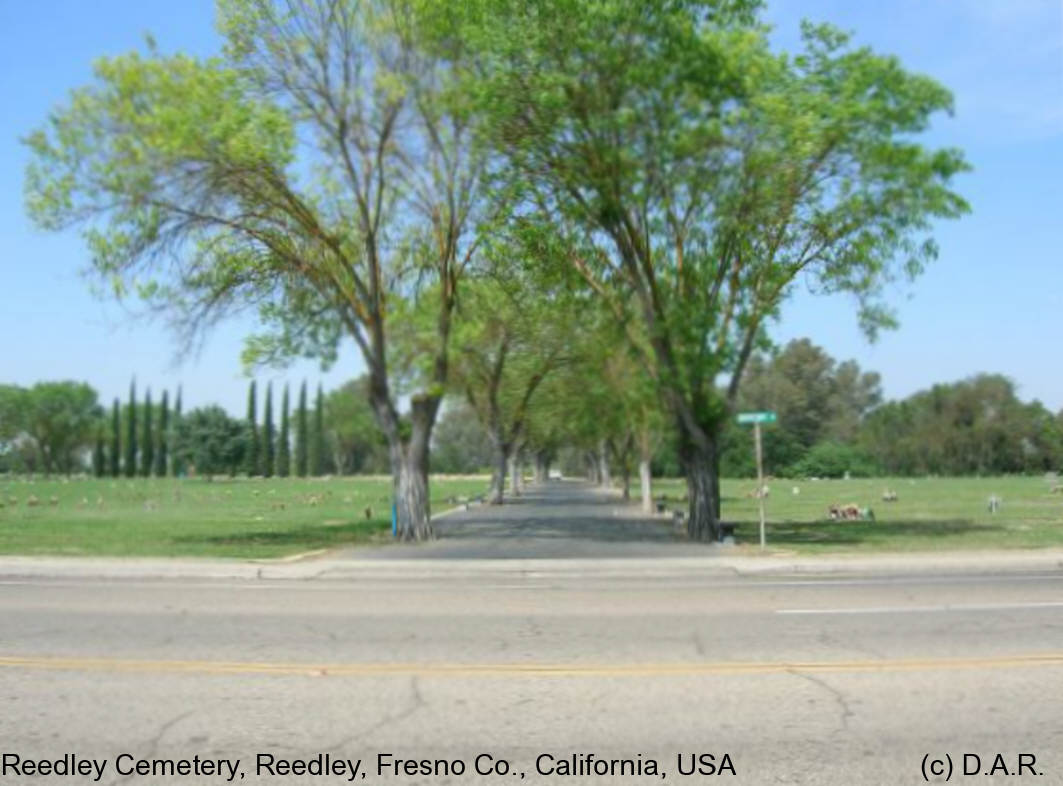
[141,388,154,477]
[262,382,274,478]
[0,386,28,472]
[295,381,308,478]
[790,441,878,479]
[323,377,389,475]
[21,0,972,531]
[173,406,247,479]
[277,385,291,477]
[861,375,1063,475]
[458,0,968,530]
[246,380,260,476]
[93,432,106,478]
[23,0,492,512]
[311,384,325,477]
[431,403,493,473]
[720,338,882,473]
[17,381,102,475]
[447,219,592,476]
[0,385,26,445]
[109,399,121,478]
[155,390,169,477]
[171,387,183,477]
[125,381,137,478]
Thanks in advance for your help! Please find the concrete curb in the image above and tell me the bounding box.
[2,549,1063,582]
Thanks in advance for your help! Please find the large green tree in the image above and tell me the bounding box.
[0,386,28,466]
[860,375,1063,476]
[721,338,881,474]
[174,406,247,479]
[449,241,580,503]
[25,0,493,539]
[22,382,101,475]
[464,1,969,539]
[323,377,388,474]
[431,402,493,474]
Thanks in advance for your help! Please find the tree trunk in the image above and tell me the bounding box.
[489,441,507,505]
[395,447,431,540]
[486,415,508,505]
[678,423,721,541]
[534,451,548,483]
[638,424,654,514]
[509,454,521,496]
[639,457,652,514]
[620,465,631,500]
[585,451,599,483]
[376,392,438,541]
[597,440,612,488]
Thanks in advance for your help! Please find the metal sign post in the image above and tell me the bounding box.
[754,421,765,549]
[736,411,776,549]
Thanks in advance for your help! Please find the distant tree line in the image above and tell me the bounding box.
[0,378,329,479]
[3,346,1062,479]
[711,340,1063,478]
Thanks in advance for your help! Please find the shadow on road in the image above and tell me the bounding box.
[347,480,720,560]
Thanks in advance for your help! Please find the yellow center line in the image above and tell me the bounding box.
[2,653,1063,677]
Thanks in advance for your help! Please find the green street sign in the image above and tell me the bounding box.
[737,411,777,425]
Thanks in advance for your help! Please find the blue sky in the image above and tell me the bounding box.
[1,0,1060,415]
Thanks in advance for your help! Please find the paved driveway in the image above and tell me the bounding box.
[343,480,722,559]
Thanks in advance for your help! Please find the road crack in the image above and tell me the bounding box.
[789,670,855,733]
[323,676,427,753]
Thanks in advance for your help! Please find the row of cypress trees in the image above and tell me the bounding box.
[245,380,327,478]
[92,379,327,479]
[94,380,183,478]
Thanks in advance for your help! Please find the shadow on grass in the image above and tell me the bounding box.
[740,518,1004,547]
[171,519,390,549]
[652,494,746,506]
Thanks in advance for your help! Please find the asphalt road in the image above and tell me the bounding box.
[344,481,714,560]
[3,485,1063,785]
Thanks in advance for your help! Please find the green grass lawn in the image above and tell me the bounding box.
[0,475,490,558]
[648,475,1063,553]
[2,474,1062,557]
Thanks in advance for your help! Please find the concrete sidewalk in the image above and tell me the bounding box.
[2,547,1062,582]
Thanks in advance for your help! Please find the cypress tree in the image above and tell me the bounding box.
[172,386,183,476]
[263,382,274,478]
[155,390,169,477]
[125,380,137,477]
[141,388,154,477]
[110,398,121,477]
[246,380,260,476]
[295,380,308,477]
[312,383,325,477]
[93,428,106,478]
[277,384,291,477]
